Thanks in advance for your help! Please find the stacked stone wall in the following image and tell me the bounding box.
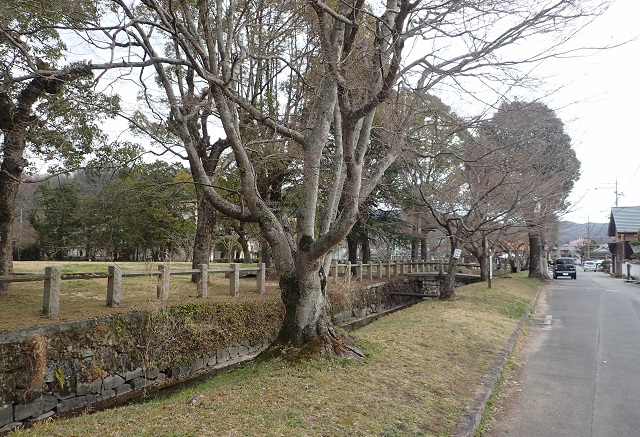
[1,280,414,432]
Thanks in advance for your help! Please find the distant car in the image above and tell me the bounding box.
[583,261,597,272]
[553,257,577,279]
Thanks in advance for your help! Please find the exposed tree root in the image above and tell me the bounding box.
[260,325,365,362]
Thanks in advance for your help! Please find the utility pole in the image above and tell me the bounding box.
[597,178,622,207]
[586,215,590,261]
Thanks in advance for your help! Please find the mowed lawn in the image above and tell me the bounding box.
[1,261,281,332]
[7,273,539,437]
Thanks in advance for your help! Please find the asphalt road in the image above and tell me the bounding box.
[487,271,640,437]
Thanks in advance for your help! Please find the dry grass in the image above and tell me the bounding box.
[1,261,280,332]
[8,273,538,437]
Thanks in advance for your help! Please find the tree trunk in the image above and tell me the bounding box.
[259,238,272,267]
[528,231,548,279]
[276,258,362,357]
[347,234,358,274]
[441,254,459,299]
[191,191,216,282]
[0,172,18,295]
[0,127,29,295]
[238,232,252,263]
[362,237,371,264]
[478,254,489,281]
[1,71,84,294]
[420,238,428,260]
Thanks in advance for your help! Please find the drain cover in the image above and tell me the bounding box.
[530,315,552,325]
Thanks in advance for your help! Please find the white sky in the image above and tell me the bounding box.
[534,0,640,224]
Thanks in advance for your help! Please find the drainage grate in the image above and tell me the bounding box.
[530,315,552,325]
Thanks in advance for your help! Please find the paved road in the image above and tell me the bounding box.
[488,272,640,437]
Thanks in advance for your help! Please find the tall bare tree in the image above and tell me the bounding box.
[5,0,606,353]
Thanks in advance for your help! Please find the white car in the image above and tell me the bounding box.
[583,261,597,272]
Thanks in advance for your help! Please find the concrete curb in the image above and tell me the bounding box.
[453,282,545,437]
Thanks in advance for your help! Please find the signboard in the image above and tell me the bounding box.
[452,248,462,259]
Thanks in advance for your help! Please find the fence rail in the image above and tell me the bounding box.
[0,263,266,317]
[0,259,479,317]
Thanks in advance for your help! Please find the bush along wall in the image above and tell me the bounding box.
[0,279,416,432]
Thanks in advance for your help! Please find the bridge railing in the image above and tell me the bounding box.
[327,260,479,283]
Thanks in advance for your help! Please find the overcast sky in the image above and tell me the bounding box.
[541,0,640,224]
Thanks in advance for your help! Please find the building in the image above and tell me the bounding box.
[607,206,640,277]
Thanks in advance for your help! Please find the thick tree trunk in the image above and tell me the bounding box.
[191,191,216,282]
[0,173,18,295]
[478,254,489,281]
[0,129,29,295]
[528,231,548,279]
[276,258,362,357]
[441,255,459,299]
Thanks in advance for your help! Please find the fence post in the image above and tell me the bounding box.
[333,260,339,282]
[393,261,398,276]
[346,261,352,284]
[400,260,405,275]
[229,263,240,297]
[378,261,383,279]
[197,264,209,298]
[386,260,391,278]
[357,262,363,281]
[439,259,444,275]
[257,263,266,295]
[368,261,373,280]
[43,266,61,316]
[157,264,170,301]
[107,265,122,307]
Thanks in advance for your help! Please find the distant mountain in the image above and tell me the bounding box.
[556,221,610,245]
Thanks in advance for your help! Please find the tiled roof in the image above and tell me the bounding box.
[609,206,640,235]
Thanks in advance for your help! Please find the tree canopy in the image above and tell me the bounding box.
[1,0,604,353]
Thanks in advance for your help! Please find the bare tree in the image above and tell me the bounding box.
[4,0,607,353]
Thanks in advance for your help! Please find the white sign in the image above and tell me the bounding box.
[453,248,462,259]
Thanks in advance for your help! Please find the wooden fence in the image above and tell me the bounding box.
[0,263,266,316]
[0,259,479,317]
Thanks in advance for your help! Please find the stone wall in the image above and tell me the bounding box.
[1,280,416,433]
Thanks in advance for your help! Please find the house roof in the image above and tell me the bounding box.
[608,206,640,236]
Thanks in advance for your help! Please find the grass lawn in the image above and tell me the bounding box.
[6,273,539,437]
[1,261,281,332]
